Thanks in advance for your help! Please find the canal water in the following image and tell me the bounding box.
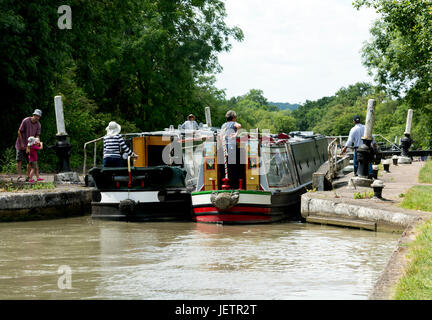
[0,215,400,300]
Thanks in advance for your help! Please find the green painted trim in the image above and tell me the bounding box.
[192,190,271,196]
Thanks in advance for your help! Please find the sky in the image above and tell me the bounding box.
[214,0,379,104]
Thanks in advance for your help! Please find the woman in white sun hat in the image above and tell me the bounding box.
[103,121,137,167]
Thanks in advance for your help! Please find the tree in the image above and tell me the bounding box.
[354,0,432,98]
[354,0,432,148]
[69,0,244,131]
[0,0,71,151]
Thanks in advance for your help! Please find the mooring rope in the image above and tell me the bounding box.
[223,142,229,180]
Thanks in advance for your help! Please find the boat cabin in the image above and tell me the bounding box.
[192,131,329,193]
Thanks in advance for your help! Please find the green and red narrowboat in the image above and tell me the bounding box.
[188,131,328,224]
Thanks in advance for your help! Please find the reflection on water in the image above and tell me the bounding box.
[0,216,399,299]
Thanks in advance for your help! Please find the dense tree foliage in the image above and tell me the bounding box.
[354,0,432,97]
[1,0,70,155]
[353,0,432,148]
[0,0,243,171]
[290,81,431,150]
[68,0,243,130]
[211,89,296,134]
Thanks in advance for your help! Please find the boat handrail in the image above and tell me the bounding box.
[83,136,105,175]
[83,132,166,175]
[326,134,401,151]
[327,138,338,179]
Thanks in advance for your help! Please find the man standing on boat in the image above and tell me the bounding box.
[220,110,242,189]
[341,115,376,176]
[181,114,199,131]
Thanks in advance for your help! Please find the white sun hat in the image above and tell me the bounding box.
[27,136,37,147]
[106,121,121,136]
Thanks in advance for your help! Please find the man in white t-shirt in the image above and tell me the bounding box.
[341,115,376,176]
[181,114,199,131]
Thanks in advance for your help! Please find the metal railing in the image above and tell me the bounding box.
[327,138,338,179]
[82,136,104,175]
[326,134,401,151]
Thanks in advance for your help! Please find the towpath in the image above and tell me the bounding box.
[0,173,91,221]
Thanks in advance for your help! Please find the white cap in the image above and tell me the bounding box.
[33,109,42,117]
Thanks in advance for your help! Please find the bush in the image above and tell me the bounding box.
[0,147,16,174]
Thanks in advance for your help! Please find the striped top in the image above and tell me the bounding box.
[103,134,133,159]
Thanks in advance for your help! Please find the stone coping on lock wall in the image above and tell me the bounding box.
[0,173,92,222]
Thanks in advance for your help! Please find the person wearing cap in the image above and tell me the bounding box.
[180,114,199,130]
[341,115,376,176]
[103,121,137,167]
[15,109,42,181]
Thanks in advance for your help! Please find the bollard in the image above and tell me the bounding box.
[392,155,398,166]
[383,159,391,173]
[357,141,374,177]
[372,165,379,179]
[371,179,385,199]
[400,135,413,157]
[399,109,413,163]
[357,99,376,178]
[53,96,72,172]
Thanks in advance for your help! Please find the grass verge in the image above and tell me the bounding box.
[419,160,432,183]
[400,185,432,212]
[0,181,56,192]
[394,218,432,299]
[394,160,432,299]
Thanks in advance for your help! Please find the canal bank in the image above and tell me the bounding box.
[0,173,92,222]
[301,160,432,299]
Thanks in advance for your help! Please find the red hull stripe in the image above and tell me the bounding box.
[193,206,270,214]
[194,214,271,223]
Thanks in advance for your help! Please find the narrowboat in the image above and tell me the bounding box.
[189,131,329,224]
[88,130,198,222]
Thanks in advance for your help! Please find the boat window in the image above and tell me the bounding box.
[148,145,165,166]
[265,147,296,188]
